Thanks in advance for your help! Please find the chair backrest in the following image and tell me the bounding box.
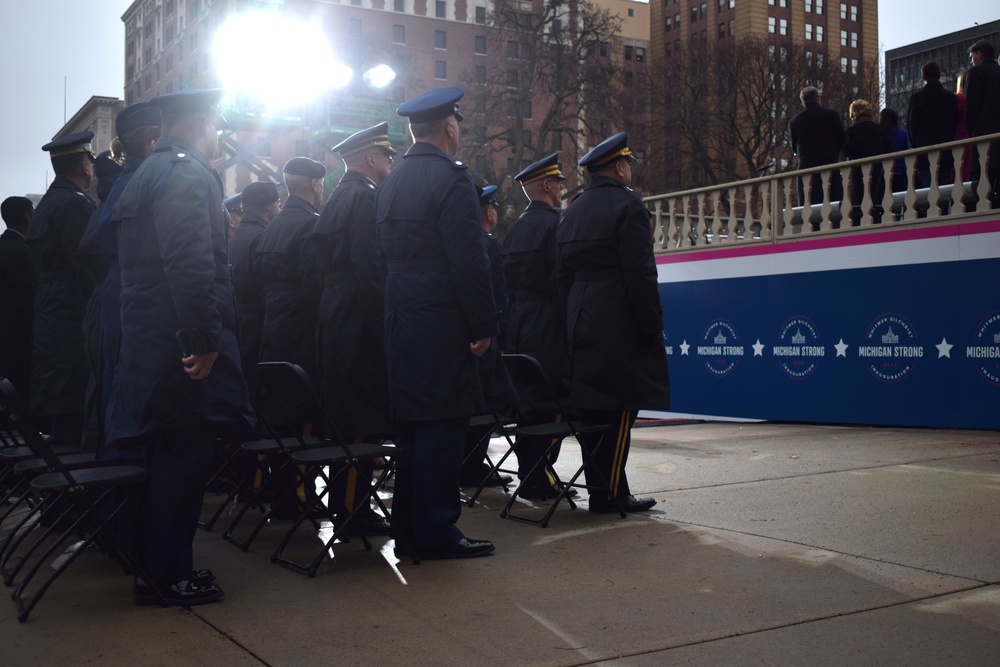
[0,379,78,488]
[501,354,582,432]
[256,362,350,449]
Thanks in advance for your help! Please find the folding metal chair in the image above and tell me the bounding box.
[499,354,627,526]
[0,379,166,621]
[220,396,326,552]
[256,362,419,576]
[462,412,518,507]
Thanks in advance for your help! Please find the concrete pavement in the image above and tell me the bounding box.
[3,422,999,666]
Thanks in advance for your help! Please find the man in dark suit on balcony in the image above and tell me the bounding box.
[966,40,1000,202]
[789,86,846,206]
[907,62,958,188]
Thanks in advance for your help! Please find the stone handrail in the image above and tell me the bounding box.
[643,132,1000,252]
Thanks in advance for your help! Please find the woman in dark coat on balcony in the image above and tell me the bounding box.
[844,99,892,224]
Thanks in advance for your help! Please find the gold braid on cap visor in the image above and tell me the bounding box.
[594,146,635,168]
[520,165,564,185]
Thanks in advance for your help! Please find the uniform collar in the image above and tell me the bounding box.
[282,194,320,215]
[2,228,27,240]
[526,200,558,212]
[342,170,377,188]
[584,174,630,192]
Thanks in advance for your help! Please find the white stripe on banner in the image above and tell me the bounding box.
[656,219,1000,284]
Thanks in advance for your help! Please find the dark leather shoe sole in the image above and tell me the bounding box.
[134,579,225,607]
[589,496,657,514]
[419,538,496,560]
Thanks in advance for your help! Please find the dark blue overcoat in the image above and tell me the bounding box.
[24,176,96,416]
[555,175,670,412]
[375,142,497,422]
[314,171,392,436]
[500,200,571,413]
[106,136,253,443]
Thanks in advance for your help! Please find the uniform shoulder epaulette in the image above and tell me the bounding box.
[170,150,193,164]
[451,159,469,171]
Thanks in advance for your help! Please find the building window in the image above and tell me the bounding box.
[523,100,532,119]
[435,30,446,49]
[806,50,813,65]
[625,70,634,85]
[552,133,562,150]
[625,45,633,60]
[840,29,847,46]
[718,22,725,38]
[475,125,487,142]
[851,4,857,20]
[691,7,698,22]
[768,16,776,33]
[507,69,518,86]
[475,6,486,23]
[394,0,404,11]
[816,0,823,14]
[475,35,486,54]
[851,31,858,48]
[599,42,609,57]
[507,40,518,58]
[349,18,362,38]
[851,58,858,74]
[805,23,812,40]
[841,56,847,72]
[805,0,812,11]
[475,96,486,113]
[636,47,645,62]
[628,8,634,16]
[675,13,681,28]
[816,25,823,42]
[435,60,446,79]
[475,65,486,83]
[665,16,672,31]
[522,130,532,147]
[552,18,563,32]
[700,2,707,18]
[779,18,787,35]
[393,24,405,43]
[840,2,847,18]
[435,0,446,18]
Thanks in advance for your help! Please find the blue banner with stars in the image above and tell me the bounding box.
[657,219,1000,429]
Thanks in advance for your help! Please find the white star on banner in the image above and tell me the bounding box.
[680,340,690,355]
[834,339,849,357]
[752,339,764,356]
[935,338,953,358]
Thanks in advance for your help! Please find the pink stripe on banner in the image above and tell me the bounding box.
[655,218,1000,265]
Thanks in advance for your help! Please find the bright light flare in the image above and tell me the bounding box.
[213,12,353,110]
[363,64,397,89]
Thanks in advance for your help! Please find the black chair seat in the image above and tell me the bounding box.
[1,444,82,461]
[31,465,149,493]
[291,443,395,466]
[15,452,107,474]
[240,435,325,454]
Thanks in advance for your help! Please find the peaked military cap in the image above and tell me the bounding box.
[116,102,161,136]
[42,131,96,160]
[477,184,499,208]
[578,132,635,172]
[283,156,326,179]
[515,153,566,185]
[223,193,242,213]
[150,89,228,128]
[241,181,280,207]
[396,86,464,123]
[93,150,123,179]
[331,121,397,158]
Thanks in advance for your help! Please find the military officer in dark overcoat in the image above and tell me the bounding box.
[461,184,516,489]
[555,132,670,514]
[88,102,162,458]
[0,197,38,401]
[25,131,97,444]
[501,154,574,499]
[76,151,123,446]
[313,123,397,534]
[257,157,326,382]
[228,180,280,396]
[108,90,254,605]
[376,87,498,559]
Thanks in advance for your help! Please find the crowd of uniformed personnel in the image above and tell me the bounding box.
[0,84,670,606]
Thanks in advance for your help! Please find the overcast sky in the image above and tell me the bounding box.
[1,0,998,206]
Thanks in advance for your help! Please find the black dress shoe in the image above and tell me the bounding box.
[518,481,579,501]
[190,568,215,585]
[133,577,225,606]
[588,495,657,514]
[420,537,495,560]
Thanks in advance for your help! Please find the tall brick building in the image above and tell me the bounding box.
[121,0,648,197]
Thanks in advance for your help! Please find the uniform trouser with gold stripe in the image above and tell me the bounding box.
[576,409,636,501]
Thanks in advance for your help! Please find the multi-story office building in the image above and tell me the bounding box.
[121,0,648,196]
[647,0,878,192]
[885,19,1000,120]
